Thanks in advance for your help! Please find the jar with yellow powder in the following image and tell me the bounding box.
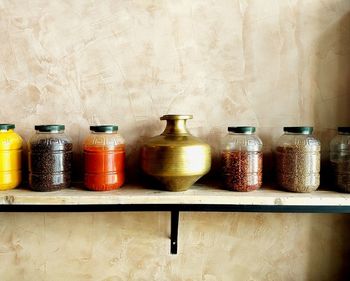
[0,124,23,190]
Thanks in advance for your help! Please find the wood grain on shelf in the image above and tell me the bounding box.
[0,184,349,206]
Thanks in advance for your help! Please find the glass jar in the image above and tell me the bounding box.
[84,125,125,191]
[276,127,320,192]
[221,126,263,191]
[330,127,350,192]
[28,125,72,191]
[0,124,22,190]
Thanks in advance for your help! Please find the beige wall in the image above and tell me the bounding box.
[0,0,350,280]
[1,212,350,281]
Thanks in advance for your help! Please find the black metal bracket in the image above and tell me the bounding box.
[170,211,179,254]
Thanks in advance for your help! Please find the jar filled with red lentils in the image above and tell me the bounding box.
[221,126,263,191]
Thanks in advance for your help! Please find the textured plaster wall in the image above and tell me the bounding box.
[0,0,350,280]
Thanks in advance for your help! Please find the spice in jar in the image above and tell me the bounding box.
[276,127,320,193]
[29,125,72,191]
[330,127,350,192]
[221,126,263,192]
[0,124,22,190]
[222,151,263,191]
[84,125,125,191]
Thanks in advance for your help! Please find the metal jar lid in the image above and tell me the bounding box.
[0,124,15,130]
[90,125,118,133]
[283,127,313,134]
[228,126,256,134]
[35,125,65,132]
[338,127,350,134]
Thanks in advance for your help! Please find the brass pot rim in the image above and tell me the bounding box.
[160,114,193,120]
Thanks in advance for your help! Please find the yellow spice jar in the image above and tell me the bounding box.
[0,124,22,190]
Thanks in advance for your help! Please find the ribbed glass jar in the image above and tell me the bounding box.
[28,125,72,191]
[276,127,320,193]
[330,127,350,192]
[84,125,125,191]
[0,124,22,190]
[221,126,263,191]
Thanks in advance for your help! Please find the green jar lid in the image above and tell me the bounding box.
[90,125,118,133]
[0,124,15,130]
[35,125,65,132]
[338,127,350,134]
[284,126,313,134]
[228,126,256,134]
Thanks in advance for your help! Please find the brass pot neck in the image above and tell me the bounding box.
[162,119,190,135]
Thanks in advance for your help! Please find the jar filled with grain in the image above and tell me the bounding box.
[221,126,263,191]
[276,127,320,193]
[28,125,72,191]
[330,127,350,192]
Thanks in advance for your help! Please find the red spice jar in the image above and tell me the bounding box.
[84,125,125,191]
[221,126,263,191]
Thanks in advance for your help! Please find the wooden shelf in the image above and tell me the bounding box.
[1,183,350,207]
[1,183,350,255]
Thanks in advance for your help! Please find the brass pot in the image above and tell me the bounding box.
[141,115,211,191]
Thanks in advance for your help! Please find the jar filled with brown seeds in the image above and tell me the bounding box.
[276,127,320,193]
[221,126,263,191]
[28,125,72,191]
[330,127,350,192]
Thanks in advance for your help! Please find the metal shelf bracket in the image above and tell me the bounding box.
[170,210,179,254]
